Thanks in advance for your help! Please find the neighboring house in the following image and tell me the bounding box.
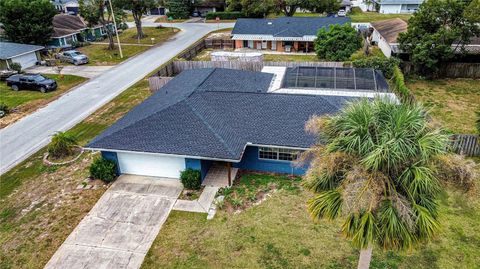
[377,0,423,14]
[86,67,392,181]
[51,0,80,15]
[191,0,225,16]
[461,37,480,55]
[49,14,113,48]
[232,17,351,53]
[370,18,408,58]
[0,42,44,70]
[340,0,353,12]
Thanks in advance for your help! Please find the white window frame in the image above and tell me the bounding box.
[258,147,299,162]
[261,40,268,49]
[271,41,277,50]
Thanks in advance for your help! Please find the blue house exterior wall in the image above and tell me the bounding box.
[101,151,120,175]
[185,158,212,181]
[233,146,307,176]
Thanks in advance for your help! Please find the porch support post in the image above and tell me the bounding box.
[227,162,232,186]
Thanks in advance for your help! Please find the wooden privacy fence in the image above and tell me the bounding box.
[403,62,480,78]
[450,134,480,157]
[205,38,234,49]
[172,61,344,73]
[148,76,173,93]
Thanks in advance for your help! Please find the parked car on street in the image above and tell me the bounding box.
[58,50,89,65]
[337,9,347,17]
[6,74,57,93]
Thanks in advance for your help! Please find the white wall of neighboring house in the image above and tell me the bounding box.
[371,30,393,57]
[10,52,39,69]
[379,4,402,13]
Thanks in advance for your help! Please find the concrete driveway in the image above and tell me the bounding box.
[45,175,183,269]
[0,22,234,174]
[26,65,114,79]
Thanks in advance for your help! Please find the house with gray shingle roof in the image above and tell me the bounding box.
[370,18,408,57]
[232,17,351,53]
[85,67,393,183]
[0,42,44,69]
[376,0,423,14]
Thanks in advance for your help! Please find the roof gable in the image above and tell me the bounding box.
[371,18,408,43]
[0,42,44,59]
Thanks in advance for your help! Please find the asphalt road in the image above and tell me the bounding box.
[0,22,234,175]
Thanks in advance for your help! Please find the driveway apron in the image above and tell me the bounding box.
[44,175,183,269]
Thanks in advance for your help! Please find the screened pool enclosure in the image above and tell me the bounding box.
[282,67,390,92]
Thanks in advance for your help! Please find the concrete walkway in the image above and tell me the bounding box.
[45,175,183,269]
[173,186,219,213]
[0,22,234,175]
[26,65,114,79]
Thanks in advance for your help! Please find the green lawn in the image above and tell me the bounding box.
[407,78,480,134]
[78,27,178,66]
[349,7,412,22]
[263,54,319,62]
[0,79,151,268]
[0,74,86,109]
[143,173,480,269]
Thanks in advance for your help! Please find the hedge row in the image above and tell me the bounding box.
[206,11,244,20]
[392,66,415,104]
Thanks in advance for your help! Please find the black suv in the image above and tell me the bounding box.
[6,74,57,93]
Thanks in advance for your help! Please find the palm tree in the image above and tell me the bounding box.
[303,98,448,269]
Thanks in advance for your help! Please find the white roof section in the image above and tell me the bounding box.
[231,34,317,42]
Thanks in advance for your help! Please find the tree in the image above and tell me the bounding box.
[306,0,340,14]
[226,0,273,17]
[303,99,449,269]
[315,24,362,61]
[0,0,56,45]
[79,0,122,50]
[274,0,304,16]
[398,0,480,75]
[48,131,78,158]
[119,0,157,39]
[165,0,191,19]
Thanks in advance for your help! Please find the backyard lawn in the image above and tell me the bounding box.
[0,79,151,268]
[77,27,178,66]
[143,173,480,269]
[408,78,480,134]
[0,74,87,128]
[263,54,319,62]
[349,7,412,22]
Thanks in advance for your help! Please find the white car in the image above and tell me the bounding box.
[338,10,347,17]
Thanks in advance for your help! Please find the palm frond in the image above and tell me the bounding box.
[351,211,376,249]
[341,167,386,214]
[307,190,343,220]
[399,165,439,199]
[413,203,440,240]
[377,200,416,250]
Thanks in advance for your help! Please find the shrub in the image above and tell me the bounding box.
[0,103,8,118]
[435,154,477,191]
[352,56,400,79]
[315,24,362,61]
[205,11,244,20]
[180,168,201,190]
[10,62,21,73]
[47,131,78,158]
[392,66,415,103]
[90,157,117,182]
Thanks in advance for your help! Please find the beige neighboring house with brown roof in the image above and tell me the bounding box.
[370,18,408,58]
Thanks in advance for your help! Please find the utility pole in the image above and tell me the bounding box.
[108,0,123,58]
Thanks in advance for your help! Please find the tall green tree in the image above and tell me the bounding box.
[315,24,362,61]
[306,0,341,14]
[274,0,304,16]
[119,0,157,39]
[303,99,449,269]
[79,0,122,50]
[165,0,191,19]
[398,0,480,75]
[0,0,56,45]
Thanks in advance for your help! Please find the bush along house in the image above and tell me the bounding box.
[85,67,394,185]
[231,17,351,53]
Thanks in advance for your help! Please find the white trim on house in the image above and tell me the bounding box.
[5,49,42,59]
[232,34,317,42]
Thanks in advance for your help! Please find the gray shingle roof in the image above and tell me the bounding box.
[0,42,44,59]
[232,17,352,37]
[379,0,423,4]
[87,68,364,160]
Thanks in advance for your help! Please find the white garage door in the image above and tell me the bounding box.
[117,152,185,179]
[11,52,38,69]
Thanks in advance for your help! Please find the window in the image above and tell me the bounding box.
[259,147,299,161]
